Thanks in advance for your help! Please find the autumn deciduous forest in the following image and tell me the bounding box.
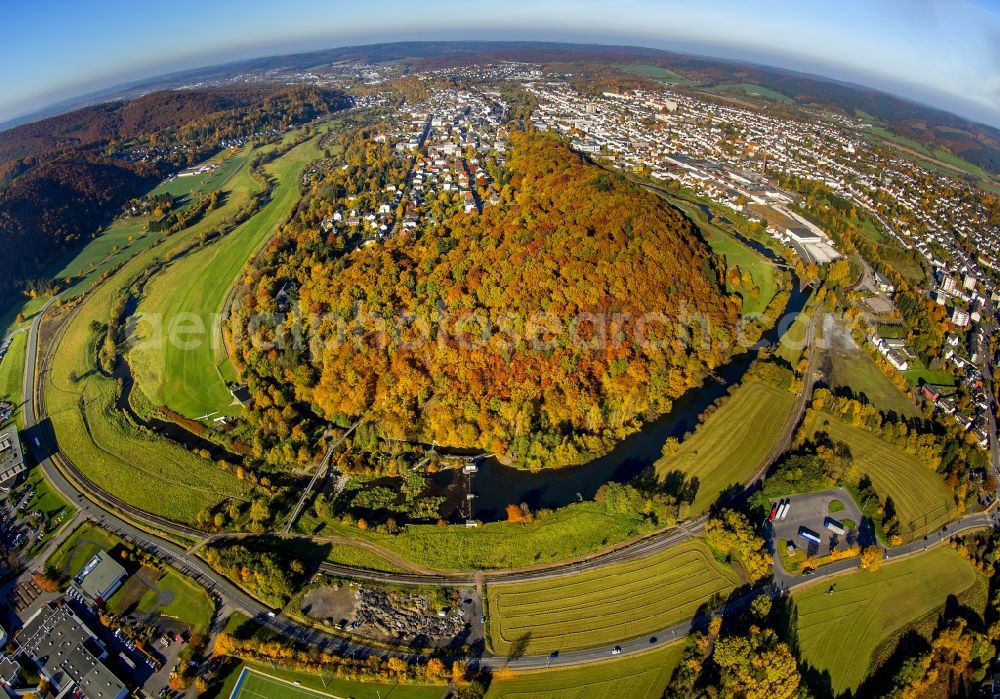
[0,85,350,305]
[232,131,743,468]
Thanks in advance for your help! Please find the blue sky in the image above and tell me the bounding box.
[2,0,1000,127]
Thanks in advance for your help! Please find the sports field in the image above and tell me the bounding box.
[806,414,957,540]
[227,666,442,699]
[128,133,325,419]
[795,546,980,694]
[655,380,796,514]
[486,641,684,698]
[486,539,740,656]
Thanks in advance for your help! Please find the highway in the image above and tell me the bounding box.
[15,293,996,671]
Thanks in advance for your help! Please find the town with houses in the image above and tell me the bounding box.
[5,50,1000,699]
[268,60,1000,463]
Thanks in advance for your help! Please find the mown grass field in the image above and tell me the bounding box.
[46,521,119,575]
[827,343,919,418]
[486,641,684,698]
[42,148,268,523]
[0,330,26,425]
[137,568,215,633]
[323,543,409,573]
[703,226,778,316]
[655,380,796,514]
[795,546,980,695]
[775,310,810,364]
[129,134,324,419]
[805,414,957,540]
[901,359,955,388]
[220,664,443,699]
[147,149,249,201]
[297,500,657,572]
[486,539,739,656]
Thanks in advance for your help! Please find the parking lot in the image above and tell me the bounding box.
[769,488,872,559]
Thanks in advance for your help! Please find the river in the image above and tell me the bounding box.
[468,274,809,520]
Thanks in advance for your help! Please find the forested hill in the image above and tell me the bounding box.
[229,131,743,469]
[0,85,350,307]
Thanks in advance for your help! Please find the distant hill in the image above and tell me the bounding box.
[9,40,995,176]
[0,85,349,307]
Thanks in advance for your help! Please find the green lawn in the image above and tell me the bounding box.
[486,642,684,698]
[220,664,443,699]
[827,343,919,418]
[19,467,75,555]
[486,539,739,656]
[805,414,958,540]
[137,568,216,633]
[901,359,955,388]
[0,330,27,425]
[128,134,325,419]
[43,152,257,524]
[46,521,120,576]
[654,381,796,514]
[703,227,778,316]
[795,546,979,694]
[296,500,657,572]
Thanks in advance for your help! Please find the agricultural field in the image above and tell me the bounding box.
[805,414,958,540]
[825,335,919,418]
[219,664,442,699]
[128,134,325,419]
[0,330,26,425]
[486,539,740,656]
[655,380,796,514]
[146,148,249,201]
[296,499,658,572]
[868,126,994,183]
[486,642,684,698]
[795,546,980,695]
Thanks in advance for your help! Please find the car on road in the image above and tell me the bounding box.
[611,645,622,655]
[649,636,658,644]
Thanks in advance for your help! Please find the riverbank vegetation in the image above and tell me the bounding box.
[229,130,743,470]
[654,376,796,515]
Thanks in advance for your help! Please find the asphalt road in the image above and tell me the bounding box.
[16,292,996,670]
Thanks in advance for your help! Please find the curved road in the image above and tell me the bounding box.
[17,296,995,670]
